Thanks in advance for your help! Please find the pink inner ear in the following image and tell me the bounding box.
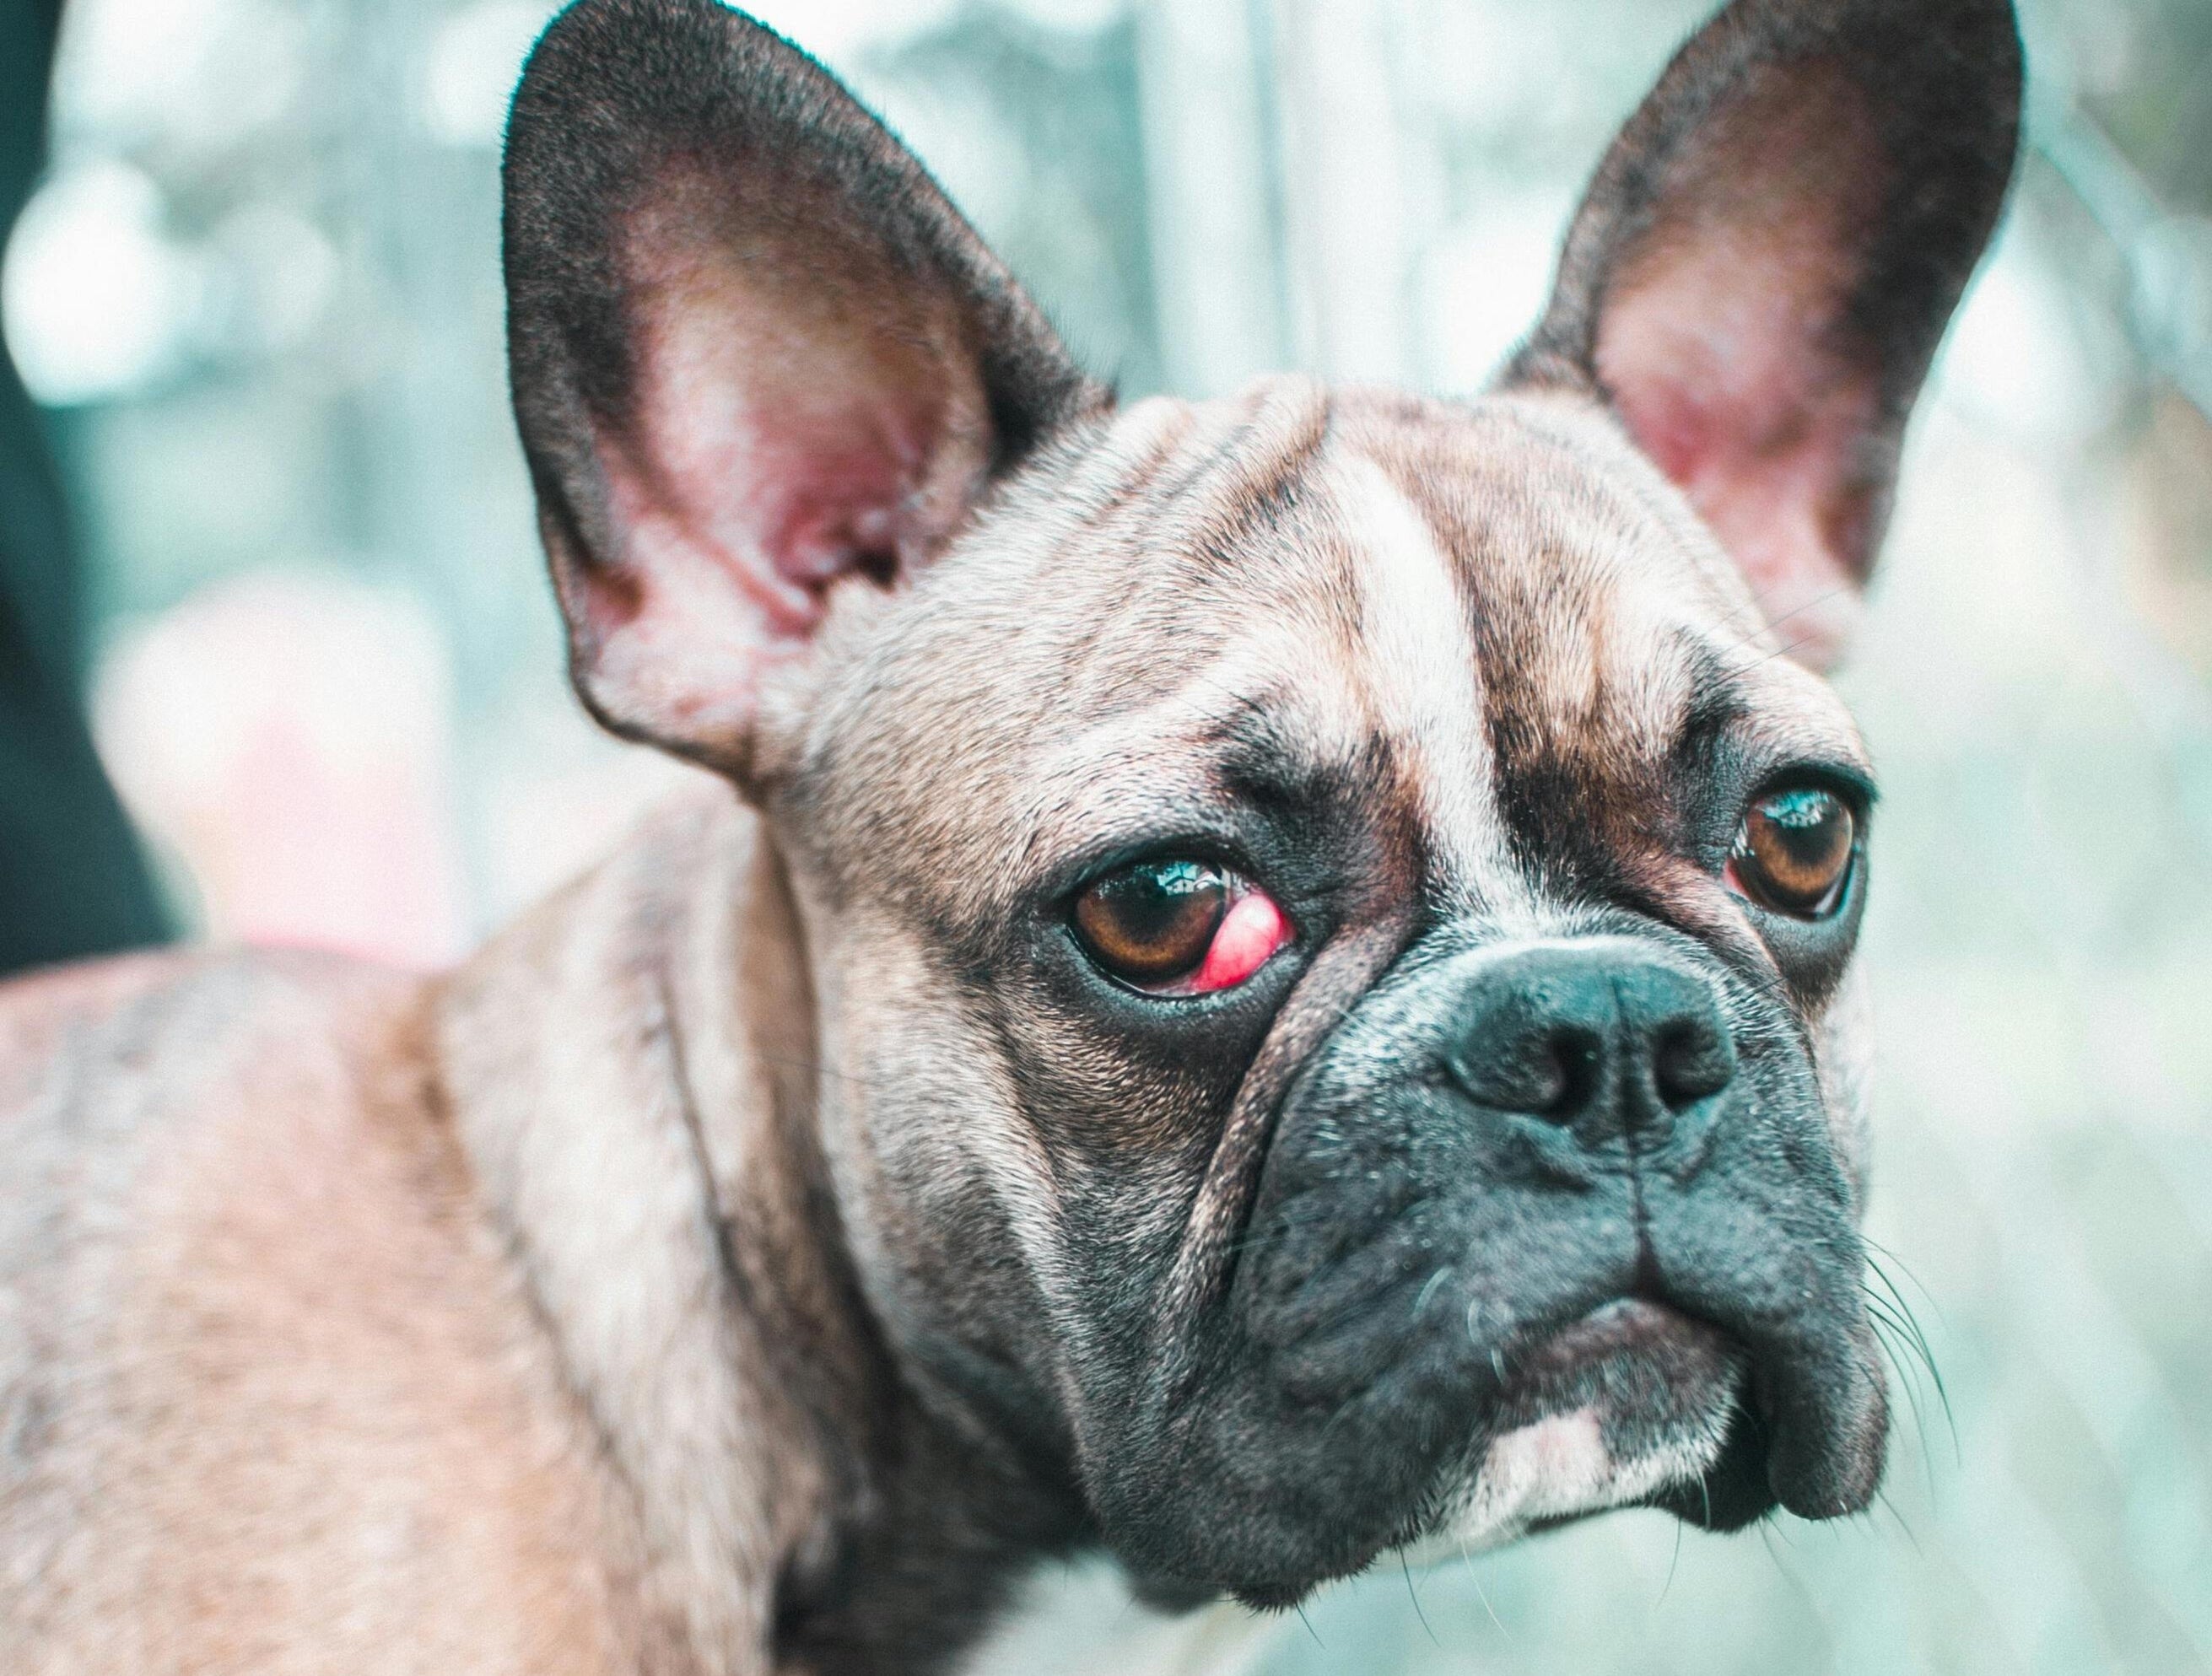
[715,412,926,598]
[556,249,988,757]
[601,183,996,625]
[612,270,952,633]
[1578,62,1891,669]
[551,207,1001,758]
[1598,234,1879,664]
[597,412,920,635]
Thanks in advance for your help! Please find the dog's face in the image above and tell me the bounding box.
[504,0,2018,1607]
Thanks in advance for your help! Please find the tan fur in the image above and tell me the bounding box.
[2,391,1868,1674]
[0,951,650,1673]
[0,0,2030,1641]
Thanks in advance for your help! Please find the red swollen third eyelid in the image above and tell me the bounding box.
[1190,891,1290,993]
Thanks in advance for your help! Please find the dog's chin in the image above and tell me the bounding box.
[1397,1299,1750,1566]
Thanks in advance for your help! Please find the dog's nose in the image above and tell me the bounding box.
[1443,944,1735,1152]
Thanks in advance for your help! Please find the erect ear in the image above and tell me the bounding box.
[1505,0,2021,667]
[503,0,1098,780]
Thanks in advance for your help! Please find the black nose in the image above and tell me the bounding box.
[1443,943,1736,1153]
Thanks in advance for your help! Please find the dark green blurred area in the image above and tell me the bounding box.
[0,0,165,977]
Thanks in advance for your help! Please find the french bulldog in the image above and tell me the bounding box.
[0,0,2020,1669]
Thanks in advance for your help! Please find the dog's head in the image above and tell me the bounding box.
[503,0,2018,1605]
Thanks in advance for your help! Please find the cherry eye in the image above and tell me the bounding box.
[1729,787,1857,918]
[1072,860,1288,994]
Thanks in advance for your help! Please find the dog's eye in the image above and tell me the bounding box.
[1075,860,1224,987]
[1728,788,1857,918]
[1072,860,1288,994]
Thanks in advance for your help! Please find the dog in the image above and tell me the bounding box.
[0,0,2019,1669]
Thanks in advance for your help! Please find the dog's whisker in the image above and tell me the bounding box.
[1412,1265,1454,1318]
[1400,1550,1440,1646]
[1712,580,1859,653]
[750,1053,894,1097]
[1864,1312,1940,1491]
[1873,1485,1926,1558]
[1861,1260,1959,1460]
[1864,1253,1954,1389]
[1659,1513,1687,1606]
[1860,1238,1950,1324]
[1735,626,1831,672]
[1860,1292,1940,1414]
[1460,1544,1511,1641]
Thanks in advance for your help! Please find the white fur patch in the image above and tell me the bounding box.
[1403,1387,1739,1566]
[1332,452,1529,919]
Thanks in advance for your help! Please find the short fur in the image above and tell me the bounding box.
[0,1,2019,1670]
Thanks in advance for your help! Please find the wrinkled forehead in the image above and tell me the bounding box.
[797,375,1867,916]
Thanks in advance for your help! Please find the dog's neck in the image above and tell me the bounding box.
[431,786,1085,1673]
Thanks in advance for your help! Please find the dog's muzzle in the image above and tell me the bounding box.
[1097,931,1887,1605]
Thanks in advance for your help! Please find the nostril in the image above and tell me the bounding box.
[1446,1021,1606,1119]
[1443,948,1735,1145]
[1653,1020,1735,1108]
[1539,1027,1605,1121]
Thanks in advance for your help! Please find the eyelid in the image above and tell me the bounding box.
[1753,763,1877,811]
[1055,833,1253,908]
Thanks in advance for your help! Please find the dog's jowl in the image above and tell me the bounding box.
[0,0,2020,1670]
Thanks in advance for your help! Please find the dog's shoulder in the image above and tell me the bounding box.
[0,944,429,1291]
[0,948,646,1670]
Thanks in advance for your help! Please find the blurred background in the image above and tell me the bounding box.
[3,0,2209,1668]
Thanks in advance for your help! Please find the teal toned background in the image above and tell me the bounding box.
[10,0,2210,1668]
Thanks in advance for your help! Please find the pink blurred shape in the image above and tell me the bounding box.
[94,568,472,968]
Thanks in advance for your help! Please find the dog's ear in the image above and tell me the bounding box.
[503,0,1096,779]
[1506,0,2020,666]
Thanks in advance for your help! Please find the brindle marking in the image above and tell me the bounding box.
[1,0,2017,1668]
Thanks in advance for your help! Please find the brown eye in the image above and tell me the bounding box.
[1730,787,1857,918]
[1073,860,1228,987]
